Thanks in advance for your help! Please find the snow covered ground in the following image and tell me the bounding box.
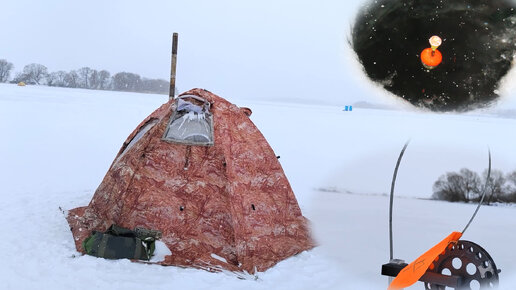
[2,83,516,289]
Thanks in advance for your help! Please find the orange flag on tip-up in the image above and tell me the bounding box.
[388,231,463,290]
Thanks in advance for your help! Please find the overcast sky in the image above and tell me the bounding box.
[3,0,515,107]
[1,0,401,105]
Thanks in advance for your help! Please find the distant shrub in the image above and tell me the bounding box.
[432,168,516,204]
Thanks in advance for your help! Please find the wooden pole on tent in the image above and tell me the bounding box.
[169,33,178,100]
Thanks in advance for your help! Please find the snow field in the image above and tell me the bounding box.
[2,83,516,289]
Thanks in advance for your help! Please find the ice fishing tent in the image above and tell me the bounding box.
[67,88,314,272]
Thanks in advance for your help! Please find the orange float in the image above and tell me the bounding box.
[421,35,442,69]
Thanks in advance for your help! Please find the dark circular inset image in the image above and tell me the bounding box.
[352,0,516,111]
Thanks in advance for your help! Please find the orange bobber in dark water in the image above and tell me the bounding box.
[421,35,442,69]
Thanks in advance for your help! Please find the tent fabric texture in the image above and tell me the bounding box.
[66,88,315,272]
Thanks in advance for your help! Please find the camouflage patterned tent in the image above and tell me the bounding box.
[67,88,314,272]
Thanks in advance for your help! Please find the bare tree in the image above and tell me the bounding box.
[458,168,481,201]
[433,172,465,202]
[483,169,507,204]
[89,69,99,89]
[19,63,48,84]
[432,168,481,202]
[64,70,79,88]
[141,78,169,94]
[112,72,141,92]
[97,70,111,90]
[507,171,516,183]
[78,67,93,88]
[47,71,68,87]
[12,72,25,84]
[46,72,57,86]
[504,170,516,203]
[0,59,14,82]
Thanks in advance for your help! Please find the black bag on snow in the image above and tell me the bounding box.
[82,224,162,261]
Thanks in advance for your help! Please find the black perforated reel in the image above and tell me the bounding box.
[424,240,500,290]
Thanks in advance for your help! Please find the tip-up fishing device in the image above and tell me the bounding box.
[381,141,500,289]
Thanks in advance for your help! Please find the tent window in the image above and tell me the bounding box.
[162,95,214,146]
[117,119,158,161]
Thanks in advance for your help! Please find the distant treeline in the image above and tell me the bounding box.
[0,59,170,95]
[433,168,516,204]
